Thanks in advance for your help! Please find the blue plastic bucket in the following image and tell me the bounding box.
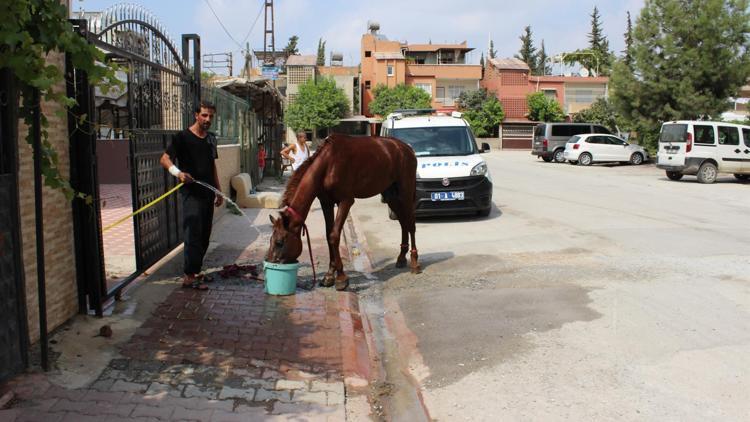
[263,261,299,295]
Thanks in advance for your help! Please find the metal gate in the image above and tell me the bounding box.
[0,69,29,382]
[69,5,200,314]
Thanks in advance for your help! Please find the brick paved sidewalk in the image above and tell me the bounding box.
[0,204,375,421]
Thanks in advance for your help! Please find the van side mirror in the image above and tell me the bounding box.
[481,142,490,153]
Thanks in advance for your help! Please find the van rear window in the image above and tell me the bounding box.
[534,125,545,136]
[660,124,687,143]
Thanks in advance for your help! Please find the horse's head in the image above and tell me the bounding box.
[265,210,303,263]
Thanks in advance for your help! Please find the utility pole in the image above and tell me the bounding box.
[263,0,275,65]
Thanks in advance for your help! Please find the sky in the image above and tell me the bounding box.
[73,0,645,75]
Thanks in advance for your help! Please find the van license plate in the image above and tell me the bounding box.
[431,191,464,201]
[666,149,677,154]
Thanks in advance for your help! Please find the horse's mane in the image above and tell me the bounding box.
[281,136,334,206]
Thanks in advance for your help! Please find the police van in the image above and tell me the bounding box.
[381,109,493,217]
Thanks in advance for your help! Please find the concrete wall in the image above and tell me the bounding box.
[17,51,78,343]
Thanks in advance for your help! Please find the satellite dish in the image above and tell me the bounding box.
[579,67,590,77]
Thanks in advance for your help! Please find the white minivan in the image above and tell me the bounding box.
[381,109,493,217]
[656,120,750,183]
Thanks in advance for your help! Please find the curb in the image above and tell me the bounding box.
[338,293,371,390]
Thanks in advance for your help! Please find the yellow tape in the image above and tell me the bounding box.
[102,183,184,233]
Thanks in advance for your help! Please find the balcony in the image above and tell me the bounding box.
[406,64,482,80]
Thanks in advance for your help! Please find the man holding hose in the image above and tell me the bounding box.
[160,101,223,290]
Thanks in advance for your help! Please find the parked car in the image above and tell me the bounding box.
[381,109,493,217]
[532,123,613,163]
[563,134,649,166]
[656,120,750,183]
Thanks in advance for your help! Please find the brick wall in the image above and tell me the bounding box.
[17,51,78,343]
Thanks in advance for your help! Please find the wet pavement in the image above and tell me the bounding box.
[0,179,375,421]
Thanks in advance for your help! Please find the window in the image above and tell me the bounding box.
[694,125,715,144]
[365,51,372,58]
[534,125,546,137]
[542,89,556,100]
[387,65,394,77]
[551,125,593,137]
[718,126,740,145]
[743,128,750,147]
[415,83,432,97]
[364,80,371,90]
[551,125,572,137]
[659,124,687,143]
[607,136,626,145]
[436,87,445,101]
[390,126,477,157]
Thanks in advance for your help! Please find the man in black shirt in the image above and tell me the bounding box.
[160,101,223,290]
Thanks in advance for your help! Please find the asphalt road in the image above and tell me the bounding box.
[350,150,750,421]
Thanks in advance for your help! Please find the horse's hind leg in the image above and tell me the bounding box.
[409,224,421,274]
[398,181,421,274]
[330,198,354,291]
[387,199,409,268]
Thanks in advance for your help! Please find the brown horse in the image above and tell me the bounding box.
[266,134,421,290]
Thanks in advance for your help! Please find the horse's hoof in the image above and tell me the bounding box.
[335,278,349,291]
[395,258,407,268]
[320,275,335,287]
[335,274,349,291]
[410,265,422,274]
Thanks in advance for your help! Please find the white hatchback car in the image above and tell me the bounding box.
[563,133,649,166]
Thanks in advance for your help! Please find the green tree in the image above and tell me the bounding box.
[316,38,326,66]
[611,0,750,150]
[563,7,614,76]
[368,84,432,117]
[526,91,564,122]
[479,52,485,68]
[535,40,550,75]
[622,11,634,68]
[515,26,537,71]
[489,39,497,59]
[1,0,119,199]
[462,97,505,138]
[285,77,348,132]
[572,98,625,134]
[456,88,490,110]
[283,35,299,56]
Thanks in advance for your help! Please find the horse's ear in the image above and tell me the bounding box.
[280,212,290,228]
[269,214,276,225]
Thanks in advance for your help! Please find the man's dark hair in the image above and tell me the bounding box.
[194,100,216,113]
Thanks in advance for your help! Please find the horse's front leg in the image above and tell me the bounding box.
[320,199,336,287]
[329,198,354,291]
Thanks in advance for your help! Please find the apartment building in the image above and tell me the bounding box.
[360,23,482,116]
[482,58,609,149]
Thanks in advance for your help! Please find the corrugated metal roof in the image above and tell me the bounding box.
[286,55,317,66]
[373,52,405,60]
[489,58,530,71]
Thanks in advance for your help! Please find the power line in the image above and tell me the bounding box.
[241,2,266,46]
[202,0,243,49]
